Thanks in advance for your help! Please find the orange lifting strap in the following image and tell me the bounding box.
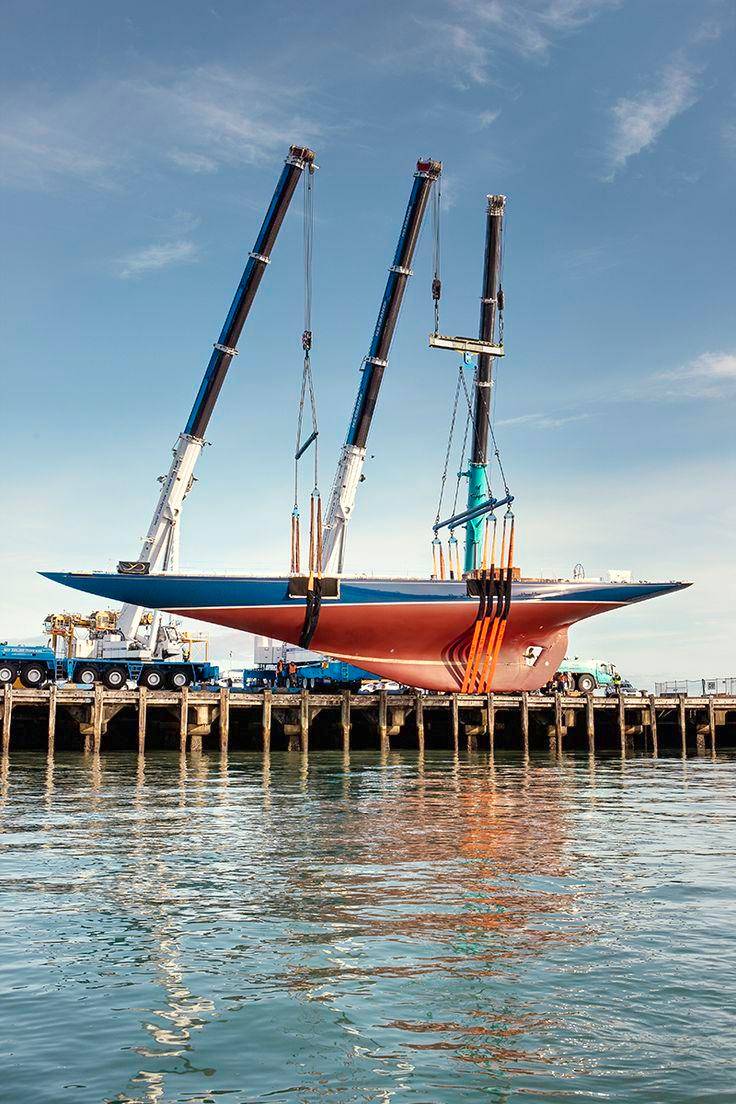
[477,514,515,693]
[460,513,515,694]
[460,518,497,692]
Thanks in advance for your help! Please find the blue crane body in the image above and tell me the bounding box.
[0,642,218,689]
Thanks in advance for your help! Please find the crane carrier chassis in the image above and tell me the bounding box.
[0,643,217,691]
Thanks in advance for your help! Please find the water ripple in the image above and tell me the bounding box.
[0,751,734,1103]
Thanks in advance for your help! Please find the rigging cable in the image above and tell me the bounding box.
[291,164,319,575]
[431,177,442,335]
[294,161,326,648]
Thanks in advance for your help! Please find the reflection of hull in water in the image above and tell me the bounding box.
[41,573,689,692]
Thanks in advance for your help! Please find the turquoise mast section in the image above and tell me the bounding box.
[464,461,488,571]
[464,194,506,573]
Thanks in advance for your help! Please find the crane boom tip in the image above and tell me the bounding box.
[416,158,442,178]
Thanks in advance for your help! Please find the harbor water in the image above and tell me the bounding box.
[1,751,734,1103]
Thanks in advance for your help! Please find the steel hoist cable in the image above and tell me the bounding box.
[286,163,324,647]
[432,362,470,578]
[292,164,319,572]
[431,178,442,336]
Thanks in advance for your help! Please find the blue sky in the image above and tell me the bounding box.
[1,0,734,685]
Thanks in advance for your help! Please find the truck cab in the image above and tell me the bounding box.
[558,657,619,693]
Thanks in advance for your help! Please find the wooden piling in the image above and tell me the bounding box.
[554,693,563,757]
[341,691,350,752]
[649,695,658,757]
[137,687,147,755]
[378,690,389,751]
[451,694,459,753]
[486,693,495,756]
[2,684,12,754]
[179,688,189,753]
[708,697,716,758]
[618,693,626,758]
[261,688,271,754]
[92,682,104,754]
[47,683,57,755]
[678,695,687,759]
[415,693,425,753]
[586,693,595,755]
[216,686,228,752]
[300,688,309,753]
[520,691,529,757]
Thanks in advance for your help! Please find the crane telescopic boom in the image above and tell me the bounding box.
[321,157,442,575]
[115,144,315,647]
[464,193,505,573]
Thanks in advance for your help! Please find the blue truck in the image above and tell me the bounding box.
[228,659,378,691]
[0,642,218,690]
[296,660,378,691]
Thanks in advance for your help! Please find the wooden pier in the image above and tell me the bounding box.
[2,684,735,757]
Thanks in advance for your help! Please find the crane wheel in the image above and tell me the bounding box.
[20,663,47,688]
[0,664,18,685]
[103,666,127,690]
[75,665,97,686]
[140,668,164,690]
[168,669,191,690]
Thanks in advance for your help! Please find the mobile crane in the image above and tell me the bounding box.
[32,144,315,688]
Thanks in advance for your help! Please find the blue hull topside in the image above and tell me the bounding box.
[40,572,689,610]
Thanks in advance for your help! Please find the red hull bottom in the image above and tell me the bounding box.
[172,600,619,692]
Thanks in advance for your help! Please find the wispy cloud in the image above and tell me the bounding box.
[556,243,622,276]
[0,118,113,189]
[413,0,617,88]
[654,351,736,399]
[451,0,619,67]
[0,65,322,190]
[604,62,700,180]
[479,108,501,128]
[167,149,218,174]
[116,239,197,279]
[497,411,590,429]
[723,118,736,157]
